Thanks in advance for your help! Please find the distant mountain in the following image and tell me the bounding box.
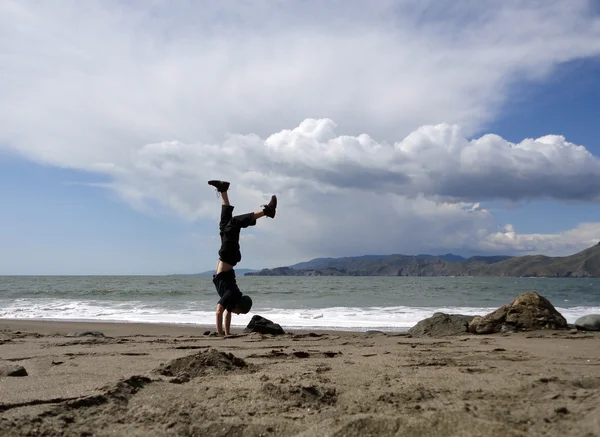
[171,268,258,277]
[417,253,467,263]
[471,243,600,277]
[467,255,513,264]
[290,255,395,270]
[288,254,470,272]
[246,243,600,277]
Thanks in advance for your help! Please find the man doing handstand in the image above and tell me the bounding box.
[208,180,277,336]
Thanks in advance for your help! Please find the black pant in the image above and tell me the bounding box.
[218,205,256,266]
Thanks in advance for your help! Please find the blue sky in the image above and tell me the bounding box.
[1,1,600,274]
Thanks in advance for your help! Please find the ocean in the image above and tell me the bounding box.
[1,275,599,331]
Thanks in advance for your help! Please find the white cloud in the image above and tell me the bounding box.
[1,1,600,264]
[480,223,600,256]
[82,119,600,264]
[106,120,600,214]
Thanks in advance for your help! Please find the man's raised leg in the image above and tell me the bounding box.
[210,180,235,274]
[231,195,277,225]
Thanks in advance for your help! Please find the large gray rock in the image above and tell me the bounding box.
[468,291,567,334]
[574,314,600,331]
[0,363,28,377]
[244,315,285,335]
[408,313,475,337]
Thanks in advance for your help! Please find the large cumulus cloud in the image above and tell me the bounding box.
[87,119,600,264]
[104,120,600,216]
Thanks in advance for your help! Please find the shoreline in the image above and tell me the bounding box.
[0,318,411,334]
[0,315,583,332]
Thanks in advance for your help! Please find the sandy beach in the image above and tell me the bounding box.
[1,320,599,437]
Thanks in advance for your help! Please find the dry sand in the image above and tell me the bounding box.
[1,320,599,437]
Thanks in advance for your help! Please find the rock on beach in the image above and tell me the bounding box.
[468,291,567,334]
[0,362,28,377]
[408,313,475,338]
[574,314,600,331]
[244,315,285,335]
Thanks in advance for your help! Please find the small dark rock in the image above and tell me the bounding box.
[244,315,285,335]
[0,363,28,377]
[203,330,211,335]
[365,330,385,335]
[555,407,569,415]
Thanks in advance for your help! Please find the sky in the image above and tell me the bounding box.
[1,0,600,275]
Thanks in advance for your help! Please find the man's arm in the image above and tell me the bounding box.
[224,310,232,336]
[215,304,225,336]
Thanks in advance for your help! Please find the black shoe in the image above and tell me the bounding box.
[262,195,277,218]
[208,180,230,192]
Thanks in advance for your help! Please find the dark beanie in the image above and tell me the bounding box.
[238,295,253,314]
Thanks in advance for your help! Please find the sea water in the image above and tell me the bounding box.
[1,276,599,331]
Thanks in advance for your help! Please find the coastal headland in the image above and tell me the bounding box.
[247,242,600,277]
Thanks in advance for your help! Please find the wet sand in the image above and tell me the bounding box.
[1,320,599,436]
